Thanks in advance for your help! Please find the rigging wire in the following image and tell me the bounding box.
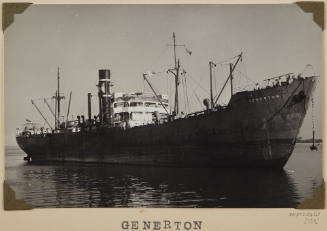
[181,74,187,113]
[187,76,205,110]
[184,74,190,113]
[214,65,217,96]
[212,63,231,105]
[168,73,175,113]
[211,54,241,66]
[32,96,54,101]
[210,53,255,104]
[186,73,210,96]
[182,73,190,114]
[233,69,256,90]
[178,57,208,94]
[214,64,224,99]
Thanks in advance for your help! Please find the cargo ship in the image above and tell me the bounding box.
[16,33,317,168]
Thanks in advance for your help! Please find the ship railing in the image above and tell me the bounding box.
[234,73,315,94]
[16,128,53,137]
[184,104,229,118]
[186,110,207,118]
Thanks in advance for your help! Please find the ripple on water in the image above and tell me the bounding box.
[5,144,323,208]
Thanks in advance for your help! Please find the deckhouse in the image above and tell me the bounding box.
[112,92,170,128]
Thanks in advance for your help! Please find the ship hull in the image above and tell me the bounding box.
[16,77,316,168]
[16,137,294,167]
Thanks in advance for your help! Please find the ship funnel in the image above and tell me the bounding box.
[99,69,111,79]
[98,69,112,125]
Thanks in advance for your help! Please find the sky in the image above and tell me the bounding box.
[4,4,323,145]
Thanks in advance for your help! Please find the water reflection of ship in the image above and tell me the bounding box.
[49,164,300,208]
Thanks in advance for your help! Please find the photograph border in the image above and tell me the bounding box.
[0,0,326,230]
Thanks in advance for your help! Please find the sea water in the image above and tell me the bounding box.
[5,143,323,208]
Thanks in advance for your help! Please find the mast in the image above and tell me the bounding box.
[54,91,57,129]
[57,67,61,125]
[173,32,177,68]
[168,32,180,116]
[209,61,216,109]
[54,67,65,129]
[230,63,233,96]
[167,33,187,116]
[173,32,179,115]
[175,59,180,115]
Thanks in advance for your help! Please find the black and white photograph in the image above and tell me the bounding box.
[3,3,324,209]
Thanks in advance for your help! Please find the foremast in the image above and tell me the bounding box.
[30,67,68,131]
[53,67,65,129]
[167,32,183,117]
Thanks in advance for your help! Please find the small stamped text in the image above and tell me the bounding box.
[289,211,320,224]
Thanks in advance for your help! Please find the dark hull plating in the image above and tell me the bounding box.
[16,77,316,168]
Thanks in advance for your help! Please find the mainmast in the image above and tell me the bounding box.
[54,67,65,129]
[57,67,61,126]
[173,32,177,68]
[168,32,182,116]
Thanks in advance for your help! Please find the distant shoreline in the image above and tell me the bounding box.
[5,145,19,149]
[296,139,323,143]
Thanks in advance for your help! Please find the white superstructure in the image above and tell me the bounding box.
[112,92,170,128]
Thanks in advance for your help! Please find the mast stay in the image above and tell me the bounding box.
[44,98,60,126]
[213,52,243,107]
[31,99,53,130]
[143,73,169,114]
